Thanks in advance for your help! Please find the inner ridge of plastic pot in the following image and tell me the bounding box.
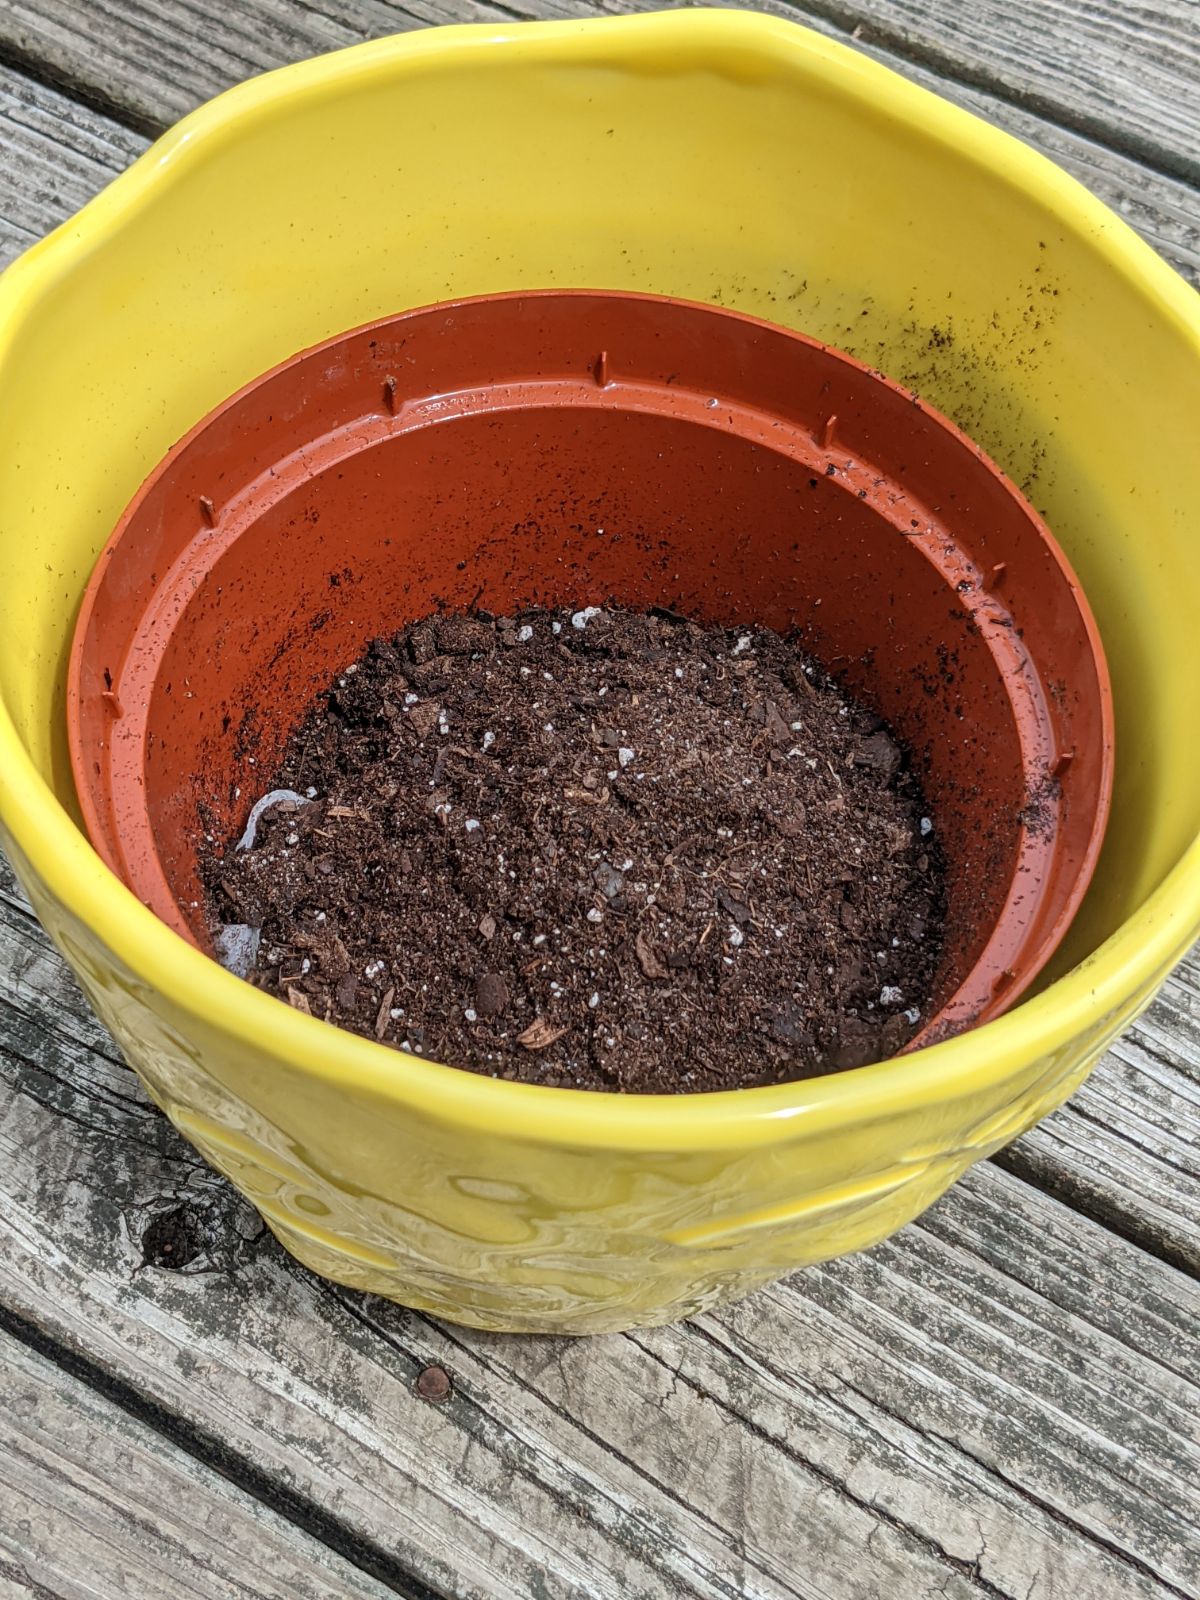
[68,290,1113,1052]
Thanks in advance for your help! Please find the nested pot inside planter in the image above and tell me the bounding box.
[68,290,1111,1092]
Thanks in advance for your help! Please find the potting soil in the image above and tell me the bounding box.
[205,607,946,1092]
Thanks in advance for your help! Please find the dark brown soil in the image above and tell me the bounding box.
[205,607,946,1093]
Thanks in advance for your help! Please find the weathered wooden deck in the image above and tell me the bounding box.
[1,3,1197,1596]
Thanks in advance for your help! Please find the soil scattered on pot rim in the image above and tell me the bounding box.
[204,607,946,1092]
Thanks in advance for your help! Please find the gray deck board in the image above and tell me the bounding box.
[2,860,1199,1598]
[0,1331,398,1600]
[1,7,1198,1598]
[0,62,145,257]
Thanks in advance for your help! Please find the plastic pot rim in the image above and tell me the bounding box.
[66,285,1114,1061]
[0,8,1197,1153]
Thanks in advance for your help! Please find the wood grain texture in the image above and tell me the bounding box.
[0,62,146,261]
[0,1331,397,1600]
[0,0,1197,264]
[2,851,1199,1599]
[0,25,1198,1599]
[796,0,1200,184]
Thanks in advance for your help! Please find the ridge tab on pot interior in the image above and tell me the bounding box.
[67,289,1112,1052]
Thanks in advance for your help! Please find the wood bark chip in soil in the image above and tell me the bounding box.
[206,607,947,1092]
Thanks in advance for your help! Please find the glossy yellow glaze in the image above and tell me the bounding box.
[0,10,1197,1331]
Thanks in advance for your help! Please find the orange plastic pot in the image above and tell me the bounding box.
[68,290,1112,1055]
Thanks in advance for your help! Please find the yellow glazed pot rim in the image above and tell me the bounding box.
[1,9,1198,1152]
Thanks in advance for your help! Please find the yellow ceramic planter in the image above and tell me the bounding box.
[0,11,1197,1333]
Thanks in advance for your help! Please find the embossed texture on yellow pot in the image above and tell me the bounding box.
[0,10,1197,1331]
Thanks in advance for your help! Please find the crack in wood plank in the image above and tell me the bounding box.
[0,1305,447,1600]
[626,1328,1018,1600]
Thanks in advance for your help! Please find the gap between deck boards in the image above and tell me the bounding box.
[0,1301,444,1599]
